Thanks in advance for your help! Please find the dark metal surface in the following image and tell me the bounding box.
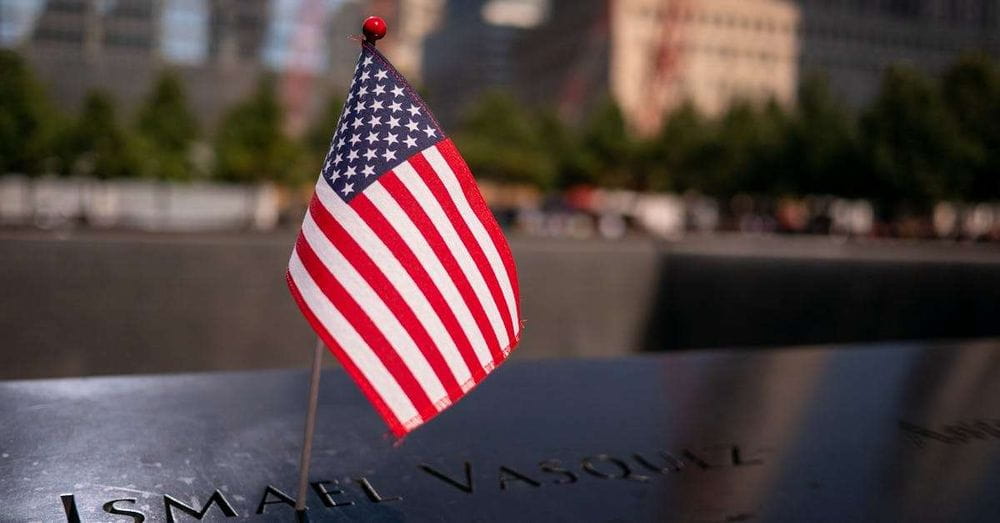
[3,341,1000,522]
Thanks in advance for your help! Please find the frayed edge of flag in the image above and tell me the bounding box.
[389,328,524,443]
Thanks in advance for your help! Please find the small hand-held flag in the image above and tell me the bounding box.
[289,16,522,513]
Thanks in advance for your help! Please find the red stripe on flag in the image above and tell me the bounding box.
[285,269,411,437]
[351,193,488,385]
[378,172,507,364]
[435,139,522,318]
[307,199,466,404]
[409,152,517,355]
[295,235,439,421]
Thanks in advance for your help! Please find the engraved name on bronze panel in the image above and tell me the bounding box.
[54,444,769,520]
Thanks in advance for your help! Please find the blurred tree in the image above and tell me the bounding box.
[535,110,589,189]
[746,99,793,195]
[577,99,635,188]
[214,77,307,184]
[306,96,344,157]
[134,70,200,180]
[785,75,861,196]
[454,91,557,188]
[682,100,775,197]
[63,90,142,179]
[861,66,976,207]
[0,50,62,175]
[452,54,1000,204]
[941,54,1000,201]
[301,95,346,186]
[645,101,707,191]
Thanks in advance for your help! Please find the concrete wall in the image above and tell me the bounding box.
[1,232,998,379]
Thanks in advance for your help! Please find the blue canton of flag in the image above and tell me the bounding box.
[322,46,443,201]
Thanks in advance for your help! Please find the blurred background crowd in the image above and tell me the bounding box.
[2,0,1000,241]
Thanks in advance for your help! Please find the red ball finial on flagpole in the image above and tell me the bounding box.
[363,16,387,44]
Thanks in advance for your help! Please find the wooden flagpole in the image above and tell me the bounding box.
[294,337,325,516]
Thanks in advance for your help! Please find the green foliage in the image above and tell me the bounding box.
[135,70,200,180]
[0,50,62,175]
[5,47,1000,205]
[644,101,706,191]
[453,91,558,188]
[785,74,861,196]
[306,95,345,158]
[300,94,346,185]
[699,100,791,196]
[214,77,307,184]
[651,99,791,197]
[576,100,637,188]
[861,65,977,206]
[940,54,1000,200]
[63,90,142,179]
[536,109,589,188]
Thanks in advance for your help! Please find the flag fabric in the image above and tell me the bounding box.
[286,42,522,437]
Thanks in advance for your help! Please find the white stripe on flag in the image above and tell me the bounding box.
[301,212,450,403]
[288,251,419,426]
[366,181,495,368]
[393,161,512,350]
[424,145,520,331]
[305,191,475,390]
[316,182,482,388]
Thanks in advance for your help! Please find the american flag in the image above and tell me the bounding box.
[286,42,522,437]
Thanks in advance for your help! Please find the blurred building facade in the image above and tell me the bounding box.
[422,0,552,126]
[421,0,998,133]
[796,0,1000,106]
[4,0,1000,134]
[369,0,446,79]
[2,0,364,130]
[422,0,798,133]
[512,0,609,123]
[611,0,799,134]
[16,0,264,124]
